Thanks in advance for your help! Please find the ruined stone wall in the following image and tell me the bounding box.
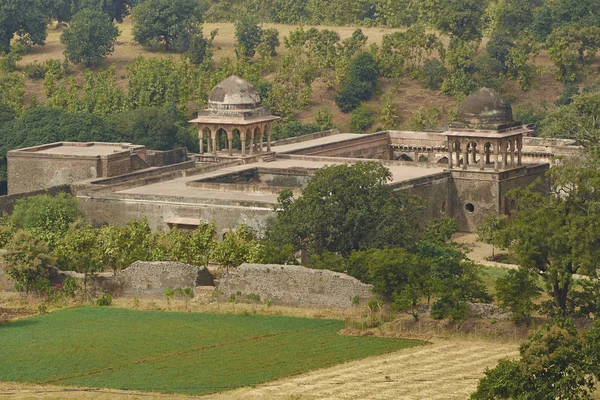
[216,264,374,308]
[50,261,214,298]
[394,172,452,223]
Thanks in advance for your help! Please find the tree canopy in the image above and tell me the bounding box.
[60,8,120,67]
[0,0,49,53]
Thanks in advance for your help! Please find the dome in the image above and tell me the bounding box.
[208,76,261,110]
[457,88,513,126]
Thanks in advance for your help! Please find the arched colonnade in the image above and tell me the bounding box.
[197,123,272,156]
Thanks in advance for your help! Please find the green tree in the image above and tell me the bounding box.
[495,269,541,324]
[9,193,84,246]
[314,106,334,131]
[54,224,102,288]
[76,0,136,22]
[266,162,422,257]
[420,0,487,41]
[234,15,263,59]
[3,230,54,293]
[0,0,49,53]
[496,160,600,313]
[408,106,439,131]
[378,92,399,129]
[349,105,373,133]
[335,52,378,113]
[132,0,207,52]
[378,25,439,78]
[213,225,262,270]
[472,319,597,399]
[60,8,119,67]
[475,215,507,258]
[546,24,600,83]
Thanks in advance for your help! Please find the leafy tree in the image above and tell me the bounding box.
[420,58,447,91]
[378,92,399,129]
[0,0,49,53]
[234,15,263,59]
[3,230,54,293]
[420,0,487,41]
[540,92,600,153]
[60,8,119,67]
[378,25,439,78]
[76,0,136,22]
[132,0,207,52]
[9,193,84,246]
[314,106,334,131]
[408,106,439,131]
[266,162,422,257]
[495,269,541,324]
[267,0,309,24]
[54,224,102,288]
[546,24,600,83]
[485,32,514,74]
[496,160,600,313]
[486,0,543,38]
[472,319,597,399]
[349,105,373,133]
[373,0,419,28]
[185,29,217,65]
[151,222,216,266]
[335,52,378,113]
[0,73,25,115]
[213,225,262,270]
[475,215,507,258]
[505,38,541,91]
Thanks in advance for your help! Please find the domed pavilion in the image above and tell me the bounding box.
[189,76,280,157]
[445,88,531,171]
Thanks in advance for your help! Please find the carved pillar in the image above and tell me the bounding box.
[266,125,271,152]
[199,128,204,154]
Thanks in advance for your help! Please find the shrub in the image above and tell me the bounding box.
[495,269,541,324]
[420,59,447,90]
[555,84,580,106]
[96,293,113,306]
[349,106,374,132]
[335,52,378,113]
[23,62,46,79]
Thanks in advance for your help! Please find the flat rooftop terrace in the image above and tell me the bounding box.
[114,158,444,204]
[11,142,143,157]
[271,133,365,153]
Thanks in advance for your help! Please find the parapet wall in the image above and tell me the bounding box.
[216,263,374,308]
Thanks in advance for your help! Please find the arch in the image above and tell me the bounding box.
[418,155,429,162]
[254,126,262,152]
[437,156,449,164]
[399,154,413,162]
[215,128,228,152]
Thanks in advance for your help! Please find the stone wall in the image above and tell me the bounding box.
[216,263,374,308]
[280,132,392,159]
[51,261,214,298]
[0,185,72,215]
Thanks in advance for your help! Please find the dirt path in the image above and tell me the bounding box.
[0,339,518,400]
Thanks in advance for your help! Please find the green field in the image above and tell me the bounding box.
[0,307,423,395]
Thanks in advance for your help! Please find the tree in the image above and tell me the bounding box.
[349,105,373,133]
[420,0,487,41]
[9,193,84,247]
[475,215,507,258]
[132,0,207,52]
[266,162,422,257]
[495,269,541,324]
[378,92,399,129]
[335,51,378,113]
[60,8,119,67]
[378,25,439,78]
[234,15,263,59]
[76,0,136,22]
[546,24,600,83]
[213,225,262,270]
[54,224,102,289]
[0,0,49,53]
[3,230,54,293]
[314,106,334,131]
[496,159,600,313]
[472,319,597,399]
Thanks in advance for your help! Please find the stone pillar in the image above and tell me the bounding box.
[259,135,263,152]
[228,138,233,156]
[494,140,499,171]
[199,130,203,154]
[510,138,515,167]
[462,142,468,170]
[212,132,217,156]
[486,144,491,164]
[471,143,477,163]
[249,131,254,155]
[266,127,271,152]
[502,140,508,169]
[447,139,453,169]
[241,131,246,157]
[517,136,522,166]
[479,142,485,170]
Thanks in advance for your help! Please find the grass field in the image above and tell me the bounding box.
[0,307,423,395]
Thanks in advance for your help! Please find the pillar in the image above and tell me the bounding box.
[471,143,477,163]
[517,137,522,166]
[259,135,263,152]
[485,144,491,164]
[455,142,461,167]
[447,139,453,169]
[228,138,233,156]
[510,138,515,167]
[502,140,508,169]
[212,132,217,156]
[462,142,468,170]
[479,142,485,170]
[266,127,271,152]
[241,131,246,157]
[199,129,203,154]
[494,140,499,171]
[249,131,254,155]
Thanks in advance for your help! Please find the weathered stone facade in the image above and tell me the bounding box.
[216,263,374,308]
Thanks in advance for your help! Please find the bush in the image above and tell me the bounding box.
[495,269,541,324]
[96,293,113,306]
[420,59,447,90]
[349,106,374,132]
[271,121,319,141]
[555,84,580,106]
[23,62,46,79]
[335,52,378,113]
